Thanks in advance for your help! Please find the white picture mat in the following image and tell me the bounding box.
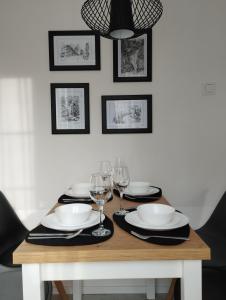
[54,35,96,66]
[118,34,147,78]
[106,100,147,129]
[55,88,85,130]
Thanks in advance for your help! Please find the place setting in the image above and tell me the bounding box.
[26,173,114,246]
[58,161,114,204]
[113,203,190,245]
[114,181,162,203]
[58,182,96,204]
[112,160,162,203]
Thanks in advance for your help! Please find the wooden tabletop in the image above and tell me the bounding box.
[13,195,210,264]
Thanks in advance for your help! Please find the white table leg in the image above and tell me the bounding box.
[22,264,44,300]
[181,260,202,300]
[73,280,82,300]
[145,279,156,299]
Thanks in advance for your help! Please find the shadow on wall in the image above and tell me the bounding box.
[0,78,36,221]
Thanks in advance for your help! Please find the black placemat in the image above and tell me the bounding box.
[26,215,114,246]
[114,186,162,203]
[58,194,113,204]
[113,209,190,245]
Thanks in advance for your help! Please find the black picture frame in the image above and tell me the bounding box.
[49,31,100,71]
[102,95,152,134]
[113,32,152,82]
[51,83,90,134]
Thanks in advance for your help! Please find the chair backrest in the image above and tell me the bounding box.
[0,191,28,261]
[201,191,226,232]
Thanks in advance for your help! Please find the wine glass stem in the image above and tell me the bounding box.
[99,206,104,228]
[119,191,123,211]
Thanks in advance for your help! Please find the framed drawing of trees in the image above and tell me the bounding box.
[51,83,90,134]
[113,32,152,82]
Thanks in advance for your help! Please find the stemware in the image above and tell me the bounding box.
[113,157,125,168]
[99,160,112,178]
[99,160,113,199]
[113,166,130,216]
[89,173,111,237]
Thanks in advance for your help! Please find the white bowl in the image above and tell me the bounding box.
[55,203,92,226]
[69,182,91,196]
[128,182,150,194]
[137,203,175,226]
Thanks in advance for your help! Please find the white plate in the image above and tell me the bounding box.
[65,189,90,198]
[124,187,160,196]
[65,183,91,198]
[125,211,189,231]
[41,211,104,231]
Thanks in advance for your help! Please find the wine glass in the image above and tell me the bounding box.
[89,173,111,237]
[113,157,125,168]
[99,160,112,178]
[99,160,113,200]
[112,166,130,216]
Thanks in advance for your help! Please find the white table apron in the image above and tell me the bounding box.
[22,259,202,300]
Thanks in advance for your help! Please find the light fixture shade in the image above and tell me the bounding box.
[81,0,163,40]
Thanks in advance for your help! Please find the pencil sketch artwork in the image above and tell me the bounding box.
[61,96,80,121]
[55,88,85,129]
[118,34,147,78]
[107,100,147,129]
[54,35,96,66]
[60,42,90,60]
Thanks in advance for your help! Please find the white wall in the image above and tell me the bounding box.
[0,0,226,230]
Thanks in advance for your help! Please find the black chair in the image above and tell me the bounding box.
[173,267,226,300]
[0,191,52,299]
[196,190,226,270]
[172,191,226,300]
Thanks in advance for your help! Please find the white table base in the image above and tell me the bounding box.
[73,280,82,300]
[146,279,156,299]
[22,260,201,300]
[72,279,155,300]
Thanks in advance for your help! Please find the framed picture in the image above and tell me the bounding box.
[51,83,90,134]
[102,95,152,134]
[113,32,152,82]
[49,31,100,71]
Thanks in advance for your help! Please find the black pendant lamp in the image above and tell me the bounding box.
[81,0,163,40]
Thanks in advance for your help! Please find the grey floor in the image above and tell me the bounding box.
[52,294,167,300]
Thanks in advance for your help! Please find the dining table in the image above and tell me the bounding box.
[13,194,210,300]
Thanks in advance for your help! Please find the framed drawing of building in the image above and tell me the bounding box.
[102,94,152,134]
[49,31,100,71]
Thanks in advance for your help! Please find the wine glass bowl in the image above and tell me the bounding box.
[99,160,112,178]
[99,160,113,199]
